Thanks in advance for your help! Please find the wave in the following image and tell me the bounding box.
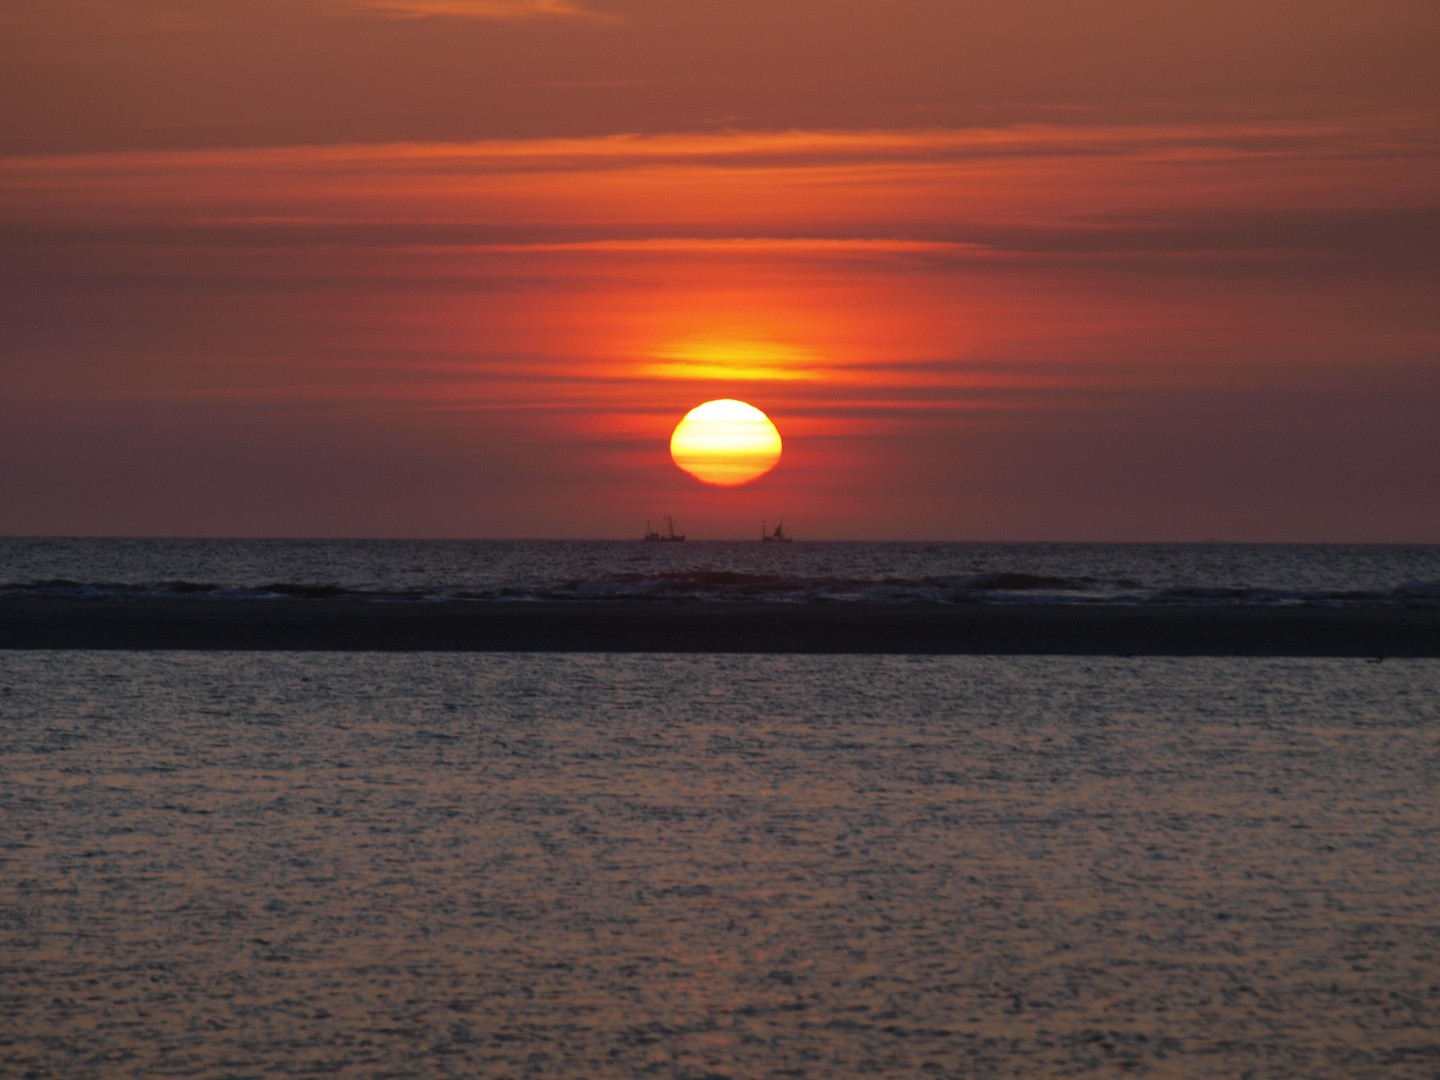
[0,579,436,602]
[4,575,1439,607]
[558,570,1103,601]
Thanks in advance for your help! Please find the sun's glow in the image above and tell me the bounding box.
[638,341,823,382]
[669,399,783,486]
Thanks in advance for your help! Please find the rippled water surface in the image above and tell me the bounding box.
[3,537,1440,605]
[2,652,1438,1078]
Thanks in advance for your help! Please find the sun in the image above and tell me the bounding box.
[670,399,783,486]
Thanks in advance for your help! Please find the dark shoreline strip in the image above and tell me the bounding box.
[2,599,1439,655]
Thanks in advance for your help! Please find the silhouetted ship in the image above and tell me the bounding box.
[761,520,792,543]
[643,516,685,542]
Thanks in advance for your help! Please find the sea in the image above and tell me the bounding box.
[3,540,1439,1078]
[2,537,1439,606]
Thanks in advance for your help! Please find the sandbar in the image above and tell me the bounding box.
[2,598,1438,655]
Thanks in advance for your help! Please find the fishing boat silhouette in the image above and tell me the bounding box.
[761,520,792,543]
[642,516,686,541]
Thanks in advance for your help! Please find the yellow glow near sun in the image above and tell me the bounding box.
[670,399,783,486]
[639,341,822,382]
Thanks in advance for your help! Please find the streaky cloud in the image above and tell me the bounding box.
[343,0,617,21]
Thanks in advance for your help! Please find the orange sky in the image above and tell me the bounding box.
[1,1,1437,538]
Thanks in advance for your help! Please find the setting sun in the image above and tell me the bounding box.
[669,399,783,487]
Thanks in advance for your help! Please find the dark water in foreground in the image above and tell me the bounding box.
[3,652,1438,1078]
[3,538,1440,606]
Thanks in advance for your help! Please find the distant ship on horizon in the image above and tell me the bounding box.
[762,520,793,543]
[643,516,685,542]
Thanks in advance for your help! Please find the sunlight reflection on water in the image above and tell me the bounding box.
[2,652,1438,1077]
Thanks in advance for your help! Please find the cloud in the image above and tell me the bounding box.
[343,0,616,21]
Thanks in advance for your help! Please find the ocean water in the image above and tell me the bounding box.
[3,651,1438,1078]
[2,538,1440,606]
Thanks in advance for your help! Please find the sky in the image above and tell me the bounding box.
[1,0,1437,539]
